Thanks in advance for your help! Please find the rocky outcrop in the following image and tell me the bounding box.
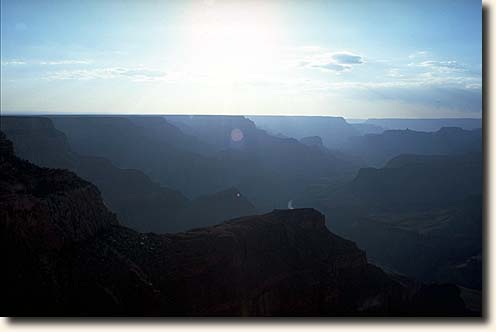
[122,209,384,316]
[50,115,229,197]
[296,152,482,291]
[136,209,466,316]
[73,154,189,232]
[343,127,482,167]
[300,136,324,149]
[1,116,260,233]
[0,132,159,315]
[351,153,482,210]
[1,116,190,232]
[1,116,75,169]
[0,131,14,156]
[247,115,360,148]
[363,118,482,132]
[0,135,116,250]
[52,115,358,210]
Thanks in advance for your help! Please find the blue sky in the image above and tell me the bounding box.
[1,0,482,118]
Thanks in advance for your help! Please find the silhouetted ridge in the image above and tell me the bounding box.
[343,126,482,166]
[106,207,466,316]
[1,132,117,250]
[247,115,359,148]
[0,131,14,157]
[235,208,327,230]
[1,116,194,233]
[296,152,482,292]
[364,118,482,132]
[1,116,75,169]
[50,115,359,211]
[300,136,324,149]
[350,153,482,210]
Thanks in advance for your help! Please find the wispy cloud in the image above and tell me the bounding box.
[408,50,429,59]
[1,60,27,66]
[2,58,170,83]
[321,70,482,112]
[386,68,404,78]
[1,59,92,66]
[416,60,466,71]
[348,85,481,113]
[40,60,93,65]
[46,67,167,82]
[312,62,349,72]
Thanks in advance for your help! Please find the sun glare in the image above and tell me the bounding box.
[183,2,285,83]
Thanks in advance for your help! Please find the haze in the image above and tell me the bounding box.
[0,0,482,118]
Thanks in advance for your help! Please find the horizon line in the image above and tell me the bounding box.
[0,111,483,121]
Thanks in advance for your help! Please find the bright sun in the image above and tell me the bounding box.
[183,1,285,83]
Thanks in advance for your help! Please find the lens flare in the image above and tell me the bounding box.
[230,128,244,142]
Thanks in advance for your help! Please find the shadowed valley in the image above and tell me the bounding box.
[0,114,482,316]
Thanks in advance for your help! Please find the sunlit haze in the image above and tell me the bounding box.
[1,0,482,118]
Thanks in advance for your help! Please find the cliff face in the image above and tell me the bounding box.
[0,131,14,155]
[351,153,482,211]
[1,132,158,315]
[247,115,359,148]
[1,116,75,169]
[50,115,229,197]
[136,209,465,316]
[300,136,324,148]
[296,152,482,290]
[1,116,259,233]
[104,209,374,316]
[0,132,116,250]
[1,132,468,316]
[344,127,482,167]
[1,116,190,232]
[51,115,358,210]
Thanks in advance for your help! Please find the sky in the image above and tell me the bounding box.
[0,0,482,118]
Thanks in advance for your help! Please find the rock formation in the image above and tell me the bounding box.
[1,132,470,316]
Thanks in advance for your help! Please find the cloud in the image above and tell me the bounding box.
[408,59,468,75]
[331,52,364,65]
[40,60,93,65]
[1,59,92,66]
[360,85,481,112]
[117,68,167,78]
[46,67,167,82]
[408,51,429,59]
[313,62,348,72]
[417,60,465,70]
[386,68,404,78]
[465,83,482,90]
[304,51,365,72]
[1,60,27,66]
[322,72,482,113]
[328,71,480,90]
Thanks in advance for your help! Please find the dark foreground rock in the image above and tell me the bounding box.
[0,132,470,316]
